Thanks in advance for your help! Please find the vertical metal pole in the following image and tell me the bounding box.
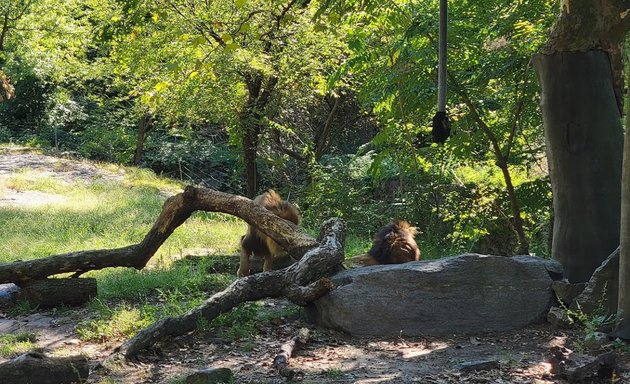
[437,0,447,112]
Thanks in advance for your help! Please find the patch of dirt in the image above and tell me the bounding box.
[0,190,68,206]
[0,147,125,207]
[126,308,570,384]
[0,148,629,383]
[0,148,125,183]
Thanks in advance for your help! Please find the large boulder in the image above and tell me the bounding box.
[308,254,562,336]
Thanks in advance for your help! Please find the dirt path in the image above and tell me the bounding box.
[0,148,627,384]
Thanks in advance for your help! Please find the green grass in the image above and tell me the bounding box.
[0,332,38,358]
[344,234,370,258]
[0,170,245,264]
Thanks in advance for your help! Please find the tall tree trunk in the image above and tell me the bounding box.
[242,122,261,198]
[614,58,630,338]
[533,51,623,282]
[241,74,277,198]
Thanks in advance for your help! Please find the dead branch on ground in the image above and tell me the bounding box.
[273,328,311,379]
[101,218,344,365]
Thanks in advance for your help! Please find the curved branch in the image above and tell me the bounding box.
[0,186,318,284]
[102,218,344,364]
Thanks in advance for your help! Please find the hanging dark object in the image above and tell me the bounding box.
[432,111,450,143]
[431,0,450,144]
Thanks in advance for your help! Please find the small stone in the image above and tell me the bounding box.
[185,367,234,384]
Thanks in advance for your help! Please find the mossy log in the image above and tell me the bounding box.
[17,278,97,308]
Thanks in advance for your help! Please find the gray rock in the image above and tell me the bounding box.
[0,283,19,307]
[571,247,619,314]
[308,254,560,336]
[552,280,586,305]
[185,367,233,384]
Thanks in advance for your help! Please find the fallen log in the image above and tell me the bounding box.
[102,218,344,365]
[0,186,318,284]
[17,278,97,308]
[273,328,310,379]
[0,352,89,384]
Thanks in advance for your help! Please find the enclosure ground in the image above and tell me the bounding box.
[1,299,629,384]
[0,148,629,383]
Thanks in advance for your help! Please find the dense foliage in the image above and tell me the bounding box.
[0,0,556,258]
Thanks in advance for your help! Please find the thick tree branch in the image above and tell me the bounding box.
[102,218,344,364]
[0,187,318,284]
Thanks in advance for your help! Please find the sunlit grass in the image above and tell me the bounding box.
[344,234,370,258]
[77,300,154,342]
[0,171,245,263]
[0,332,38,358]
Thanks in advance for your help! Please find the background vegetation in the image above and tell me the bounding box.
[0,0,556,258]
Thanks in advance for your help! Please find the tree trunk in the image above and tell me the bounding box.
[132,113,151,166]
[314,95,340,161]
[240,74,277,198]
[614,62,630,338]
[497,159,529,255]
[17,278,97,308]
[533,51,623,282]
[242,123,260,198]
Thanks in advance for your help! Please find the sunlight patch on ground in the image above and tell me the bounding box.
[513,361,554,382]
[400,341,449,358]
[0,190,67,207]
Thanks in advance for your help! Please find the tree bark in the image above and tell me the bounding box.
[314,95,340,161]
[17,278,97,308]
[242,122,260,198]
[0,187,318,284]
[132,113,151,166]
[543,0,630,113]
[614,60,630,338]
[241,74,278,197]
[102,218,344,363]
[273,327,310,379]
[533,51,623,282]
